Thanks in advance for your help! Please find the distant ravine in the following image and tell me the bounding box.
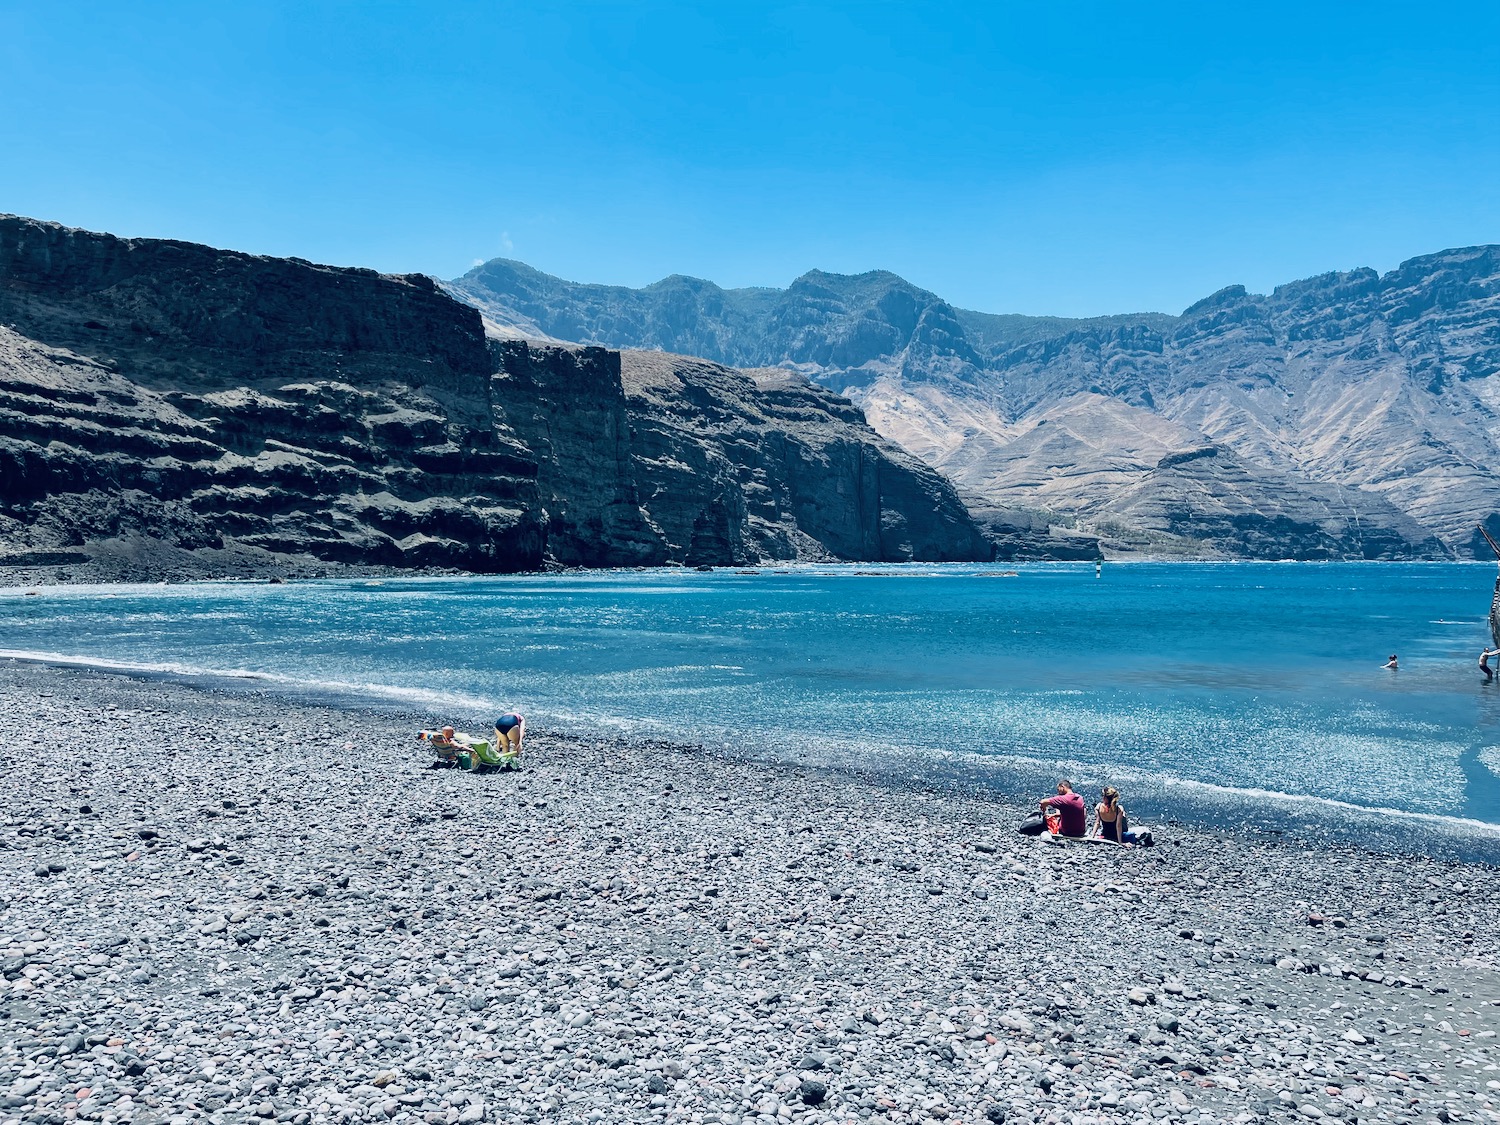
[450,248,1500,559]
[0,213,1052,583]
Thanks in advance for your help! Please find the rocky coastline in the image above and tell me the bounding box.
[2,659,1497,1125]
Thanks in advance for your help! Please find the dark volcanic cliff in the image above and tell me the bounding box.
[486,341,995,566]
[0,215,993,578]
[1,215,546,576]
[615,350,991,564]
[485,341,664,569]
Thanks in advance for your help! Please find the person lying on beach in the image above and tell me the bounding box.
[1093,785,1129,844]
[1039,780,1087,838]
[1481,649,1500,682]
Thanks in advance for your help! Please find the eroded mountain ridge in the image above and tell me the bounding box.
[452,247,1500,558]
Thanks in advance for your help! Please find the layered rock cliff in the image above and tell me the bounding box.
[486,341,996,567]
[0,215,994,579]
[614,350,991,564]
[1,216,544,578]
[452,250,1500,558]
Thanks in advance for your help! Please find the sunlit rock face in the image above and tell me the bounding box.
[452,249,1500,559]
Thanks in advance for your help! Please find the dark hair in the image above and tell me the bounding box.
[1058,779,1073,791]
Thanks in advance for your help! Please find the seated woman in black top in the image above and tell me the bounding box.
[1093,786,1127,843]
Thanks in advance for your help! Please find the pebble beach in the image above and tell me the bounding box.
[2,659,1498,1125]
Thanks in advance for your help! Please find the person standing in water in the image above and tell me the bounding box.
[1481,649,1500,682]
[1383,654,1399,670]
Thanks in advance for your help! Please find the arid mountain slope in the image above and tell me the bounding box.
[0,215,994,578]
[451,250,1500,558]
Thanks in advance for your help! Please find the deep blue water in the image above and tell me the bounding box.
[5,562,1500,855]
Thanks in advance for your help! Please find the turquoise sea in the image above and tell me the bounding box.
[5,562,1500,859]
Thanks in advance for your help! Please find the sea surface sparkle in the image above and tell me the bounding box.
[5,562,1499,850]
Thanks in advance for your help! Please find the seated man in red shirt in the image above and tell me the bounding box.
[1039,779,1087,837]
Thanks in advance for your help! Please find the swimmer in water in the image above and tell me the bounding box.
[1382,654,1398,670]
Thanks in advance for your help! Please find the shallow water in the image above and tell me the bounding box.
[6,562,1500,854]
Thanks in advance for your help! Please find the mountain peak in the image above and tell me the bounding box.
[444,244,1500,557]
[1180,284,1252,317]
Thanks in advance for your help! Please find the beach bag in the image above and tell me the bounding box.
[1016,811,1048,836]
[1116,811,1153,846]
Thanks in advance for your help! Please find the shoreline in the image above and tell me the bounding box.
[2,660,1499,1125]
[2,554,1491,592]
[2,649,1499,868]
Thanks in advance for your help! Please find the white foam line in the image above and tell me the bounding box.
[566,713,1500,838]
[0,649,496,715]
[1148,774,1500,836]
[0,648,244,679]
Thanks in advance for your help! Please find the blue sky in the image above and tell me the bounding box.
[2,1,1497,317]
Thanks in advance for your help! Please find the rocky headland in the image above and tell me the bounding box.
[450,249,1500,559]
[493,343,994,569]
[0,215,1011,584]
[2,660,1497,1125]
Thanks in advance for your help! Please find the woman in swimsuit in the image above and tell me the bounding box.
[493,713,525,759]
[1093,786,1127,844]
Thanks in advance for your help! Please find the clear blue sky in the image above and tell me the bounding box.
[2,1,1498,317]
